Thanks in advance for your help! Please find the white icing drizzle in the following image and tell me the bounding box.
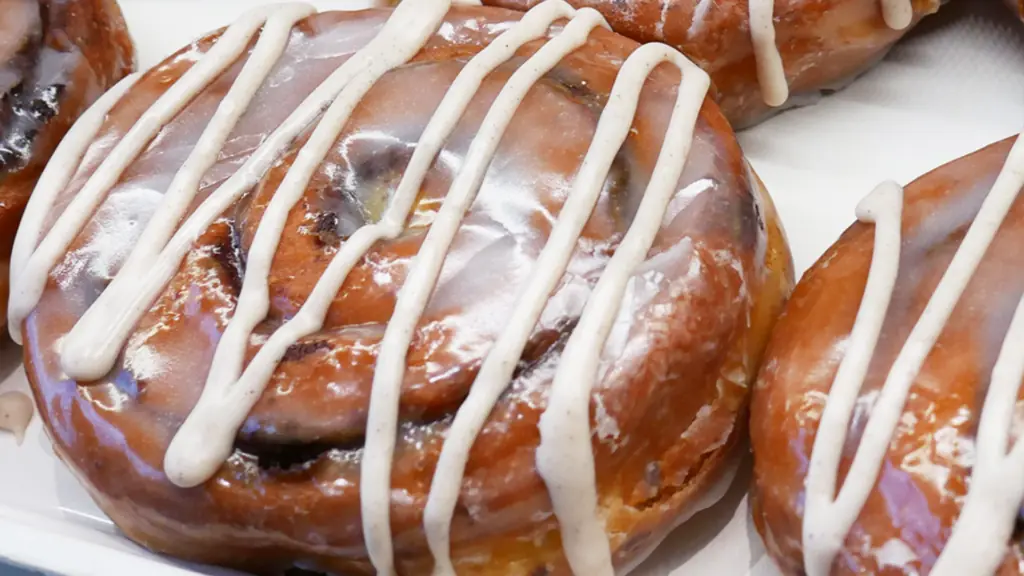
[164,0,459,495]
[802,181,904,575]
[536,43,709,574]
[8,5,291,350]
[747,0,787,107]
[7,72,140,343]
[747,0,914,107]
[42,1,439,382]
[16,2,717,574]
[803,134,1024,576]
[360,10,609,574]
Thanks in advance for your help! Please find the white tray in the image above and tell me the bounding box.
[2,0,1023,574]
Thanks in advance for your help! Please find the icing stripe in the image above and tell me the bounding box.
[9,6,284,351]
[535,42,710,575]
[57,3,315,362]
[803,134,1024,575]
[7,72,140,343]
[801,181,904,575]
[359,11,609,574]
[748,0,788,107]
[162,0,458,495]
[748,0,914,107]
[53,2,422,381]
[933,294,1024,574]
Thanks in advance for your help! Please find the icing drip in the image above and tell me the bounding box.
[747,0,914,107]
[535,43,709,575]
[803,134,1024,576]
[14,2,716,574]
[747,0,787,107]
[0,392,34,445]
[881,0,914,30]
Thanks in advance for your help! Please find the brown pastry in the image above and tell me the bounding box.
[0,0,134,329]
[482,0,942,128]
[752,136,1024,575]
[11,2,791,575]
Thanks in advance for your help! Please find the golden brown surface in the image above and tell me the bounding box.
[752,137,1024,575]
[482,0,942,128]
[23,7,792,575]
[0,0,135,327]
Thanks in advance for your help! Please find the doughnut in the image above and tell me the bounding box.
[0,0,133,442]
[482,0,943,127]
[751,135,1024,575]
[8,1,792,574]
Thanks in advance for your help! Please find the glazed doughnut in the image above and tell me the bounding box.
[483,0,942,128]
[0,0,134,329]
[10,1,791,574]
[751,134,1024,575]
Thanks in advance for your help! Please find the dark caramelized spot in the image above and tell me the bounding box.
[546,64,608,114]
[531,566,552,576]
[27,82,64,121]
[313,210,342,246]
[208,224,245,294]
[513,318,577,382]
[635,451,715,510]
[314,144,413,243]
[235,440,336,472]
[285,569,328,576]
[644,461,662,493]
[282,339,332,362]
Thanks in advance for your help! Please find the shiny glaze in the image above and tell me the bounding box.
[0,0,134,328]
[752,138,1024,575]
[20,6,791,575]
[481,0,941,128]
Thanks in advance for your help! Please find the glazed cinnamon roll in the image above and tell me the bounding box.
[483,0,942,128]
[10,1,791,574]
[751,135,1024,575]
[0,0,134,329]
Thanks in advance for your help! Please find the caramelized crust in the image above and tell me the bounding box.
[752,138,1024,575]
[481,0,941,128]
[0,0,135,327]
[22,7,791,574]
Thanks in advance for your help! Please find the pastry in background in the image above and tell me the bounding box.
[482,0,943,128]
[0,0,135,329]
[752,135,1024,575]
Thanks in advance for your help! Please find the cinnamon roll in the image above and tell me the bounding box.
[751,135,1024,575]
[11,1,792,574]
[482,0,942,128]
[0,0,134,329]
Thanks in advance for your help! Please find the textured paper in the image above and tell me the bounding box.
[2,1,1024,574]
